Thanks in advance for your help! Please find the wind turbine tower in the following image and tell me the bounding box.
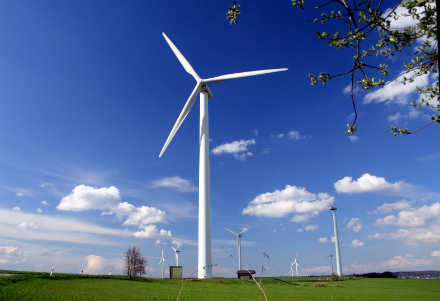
[329,206,342,276]
[289,263,294,277]
[159,249,166,278]
[159,33,287,278]
[172,242,182,266]
[224,225,253,270]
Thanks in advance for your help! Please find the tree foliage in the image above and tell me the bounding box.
[227,0,439,136]
[124,246,148,278]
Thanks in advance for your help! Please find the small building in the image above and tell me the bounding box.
[237,270,256,279]
[169,266,182,279]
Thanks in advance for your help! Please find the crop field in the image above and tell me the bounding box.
[0,270,438,301]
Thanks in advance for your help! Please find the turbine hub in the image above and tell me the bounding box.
[200,84,213,98]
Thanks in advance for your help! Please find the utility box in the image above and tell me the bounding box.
[170,266,182,279]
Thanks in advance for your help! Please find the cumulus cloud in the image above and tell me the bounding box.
[16,192,24,197]
[57,185,168,229]
[431,250,440,257]
[242,185,334,221]
[152,176,197,192]
[12,207,20,211]
[374,202,440,228]
[351,255,431,272]
[382,5,425,29]
[348,239,364,247]
[36,208,43,213]
[212,139,255,155]
[305,224,319,231]
[133,225,172,239]
[0,246,19,255]
[318,236,335,243]
[364,71,429,105]
[155,240,161,245]
[57,185,121,212]
[369,200,412,214]
[234,152,253,161]
[84,255,124,275]
[41,201,49,206]
[345,218,362,232]
[369,224,440,246]
[18,221,39,230]
[334,173,411,194]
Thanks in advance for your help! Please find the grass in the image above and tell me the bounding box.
[1,270,439,300]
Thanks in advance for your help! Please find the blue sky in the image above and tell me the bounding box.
[0,0,439,277]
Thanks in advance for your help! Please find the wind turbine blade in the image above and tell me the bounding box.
[159,82,202,157]
[239,224,254,235]
[162,33,201,81]
[203,68,288,84]
[224,227,238,236]
[172,247,176,251]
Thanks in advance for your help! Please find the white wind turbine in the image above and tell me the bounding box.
[325,250,334,275]
[159,32,287,279]
[293,254,299,277]
[224,225,253,270]
[159,248,166,279]
[289,262,295,277]
[172,242,182,266]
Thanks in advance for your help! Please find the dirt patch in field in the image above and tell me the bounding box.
[313,282,327,287]
[0,274,15,277]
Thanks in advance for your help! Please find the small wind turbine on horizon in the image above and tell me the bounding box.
[293,254,299,277]
[288,262,295,277]
[159,249,166,279]
[159,32,287,279]
[224,225,253,270]
[172,242,182,266]
[325,251,334,275]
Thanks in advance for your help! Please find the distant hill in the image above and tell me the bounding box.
[392,270,440,278]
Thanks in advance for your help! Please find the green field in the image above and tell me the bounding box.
[1,270,438,300]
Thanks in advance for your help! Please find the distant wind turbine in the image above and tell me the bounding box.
[293,254,299,277]
[159,32,287,279]
[288,263,295,277]
[159,248,166,278]
[50,267,54,277]
[172,242,182,266]
[329,206,342,276]
[224,225,253,270]
[325,251,334,275]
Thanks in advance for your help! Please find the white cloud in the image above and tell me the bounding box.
[41,201,49,206]
[374,202,440,228]
[152,176,197,192]
[242,185,334,220]
[343,84,361,95]
[382,5,425,29]
[212,139,256,155]
[334,173,411,194]
[301,265,332,274]
[363,71,429,105]
[12,206,20,211]
[18,221,39,230]
[318,236,335,243]
[288,131,306,140]
[305,224,319,231]
[345,218,362,232]
[431,250,440,257]
[351,255,431,272]
[234,152,253,161]
[369,224,440,246]
[348,135,359,142]
[57,185,167,227]
[16,192,24,196]
[387,112,405,122]
[0,246,19,255]
[276,134,284,138]
[84,255,124,275]
[57,185,121,212]
[36,208,43,213]
[133,224,172,239]
[370,200,412,214]
[0,259,9,264]
[155,239,161,245]
[297,229,303,232]
[349,239,364,247]
[253,129,258,136]
[416,153,440,161]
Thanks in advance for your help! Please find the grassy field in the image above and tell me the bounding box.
[1,270,438,300]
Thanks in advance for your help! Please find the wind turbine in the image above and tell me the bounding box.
[159,248,166,278]
[172,242,182,266]
[329,206,342,276]
[159,32,287,279]
[325,251,334,275]
[224,225,253,270]
[293,254,299,277]
[289,263,295,277]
